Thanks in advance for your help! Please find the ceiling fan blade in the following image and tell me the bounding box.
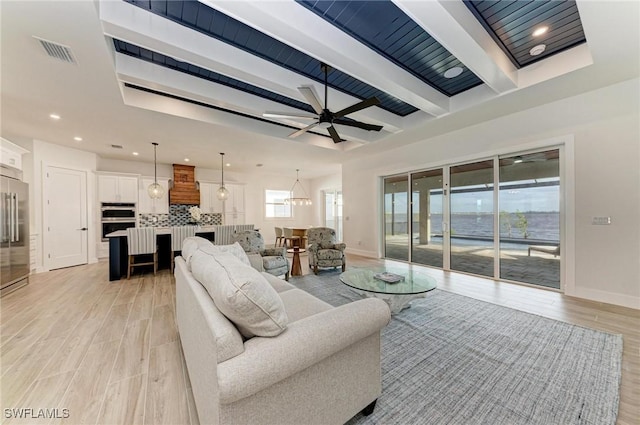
[298,86,324,114]
[289,122,319,138]
[327,125,342,144]
[263,112,317,120]
[334,96,380,118]
[333,118,383,132]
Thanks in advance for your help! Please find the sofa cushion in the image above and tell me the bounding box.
[182,237,251,269]
[262,272,296,293]
[187,252,245,363]
[191,251,288,338]
[278,289,332,323]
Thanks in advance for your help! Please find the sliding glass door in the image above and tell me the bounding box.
[384,175,409,261]
[499,150,560,288]
[449,160,494,277]
[382,148,562,290]
[411,169,444,268]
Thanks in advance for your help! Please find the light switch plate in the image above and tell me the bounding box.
[592,216,611,225]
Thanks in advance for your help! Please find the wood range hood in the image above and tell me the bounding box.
[169,164,200,205]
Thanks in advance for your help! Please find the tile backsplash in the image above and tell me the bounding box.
[139,204,222,227]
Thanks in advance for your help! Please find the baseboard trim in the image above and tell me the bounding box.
[345,247,377,258]
[568,287,640,310]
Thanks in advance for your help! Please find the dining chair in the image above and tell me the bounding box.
[126,227,157,279]
[171,226,197,271]
[274,227,285,247]
[283,227,301,248]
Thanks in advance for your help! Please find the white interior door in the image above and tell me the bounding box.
[45,166,88,270]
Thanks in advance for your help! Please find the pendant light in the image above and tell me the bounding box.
[284,169,312,206]
[216,152,230,200]
[147,142,164,199]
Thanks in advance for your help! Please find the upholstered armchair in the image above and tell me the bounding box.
[232,230,290,280]
[307,227,346,274]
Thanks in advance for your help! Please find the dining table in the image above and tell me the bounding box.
[284,227,310,249]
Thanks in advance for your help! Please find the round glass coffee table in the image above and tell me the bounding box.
[340,266,437,314]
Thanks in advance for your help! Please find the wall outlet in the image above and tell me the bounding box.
[592,216,611,225]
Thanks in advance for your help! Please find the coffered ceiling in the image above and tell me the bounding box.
[1,1,638,177]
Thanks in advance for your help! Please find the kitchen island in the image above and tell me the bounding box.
[106,226,215,281]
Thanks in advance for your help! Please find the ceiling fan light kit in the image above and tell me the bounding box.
[264,63,384,143]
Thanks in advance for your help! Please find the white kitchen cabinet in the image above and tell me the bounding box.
[224,183,245,224]
[98,174,139,203]
[224,183,245,214]
[199,181,224,213]
[138,177,169,214]
[1,138,29,171]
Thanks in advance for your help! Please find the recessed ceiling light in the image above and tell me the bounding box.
[132,152,139,156]
[184,158,190,162]
[73,136,82,142]
[49,113,61,120]
[529,44,546,56]
[532,26,548,37]
[443,66,463,79]
[225,163,231,167]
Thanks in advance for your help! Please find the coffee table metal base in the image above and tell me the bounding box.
[347,287,427,314]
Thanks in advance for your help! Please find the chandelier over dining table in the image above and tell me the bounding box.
[284,169,312,206]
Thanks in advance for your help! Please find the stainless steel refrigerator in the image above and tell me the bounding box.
[1,165,29,296]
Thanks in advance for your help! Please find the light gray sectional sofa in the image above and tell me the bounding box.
[175,237,391,425]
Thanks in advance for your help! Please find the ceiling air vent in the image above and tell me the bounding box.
[111,144,123,149]
[33,36,77,64]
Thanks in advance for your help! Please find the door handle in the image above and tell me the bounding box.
[78,227,88,231]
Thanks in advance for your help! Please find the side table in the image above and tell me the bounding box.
[287,247,306,276]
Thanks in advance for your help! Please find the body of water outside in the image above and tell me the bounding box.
[386,212,559,242]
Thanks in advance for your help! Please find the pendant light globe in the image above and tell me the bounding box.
[148,142,164,199]
[216,152,230,200]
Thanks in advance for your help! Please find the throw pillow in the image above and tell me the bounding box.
[191,251,288,338]
[181,236,214,265]
[182,237,251,269]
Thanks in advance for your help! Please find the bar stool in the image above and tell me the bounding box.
[171,226,197,271]
[126,227,157,279]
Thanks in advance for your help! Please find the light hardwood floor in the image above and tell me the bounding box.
[1,255,638,425]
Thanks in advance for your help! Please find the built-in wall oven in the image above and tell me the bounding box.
[101,203,136,241]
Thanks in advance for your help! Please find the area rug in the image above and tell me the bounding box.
[290,271,623,425]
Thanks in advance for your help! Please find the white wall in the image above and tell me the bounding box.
[342,78,640,309]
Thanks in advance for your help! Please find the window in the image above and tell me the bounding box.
[265,190,292,218]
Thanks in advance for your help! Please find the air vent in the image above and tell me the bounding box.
[33,36,77,64]
[111,144,123,149]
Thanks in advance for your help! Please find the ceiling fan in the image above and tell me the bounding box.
[263,63,383,143]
